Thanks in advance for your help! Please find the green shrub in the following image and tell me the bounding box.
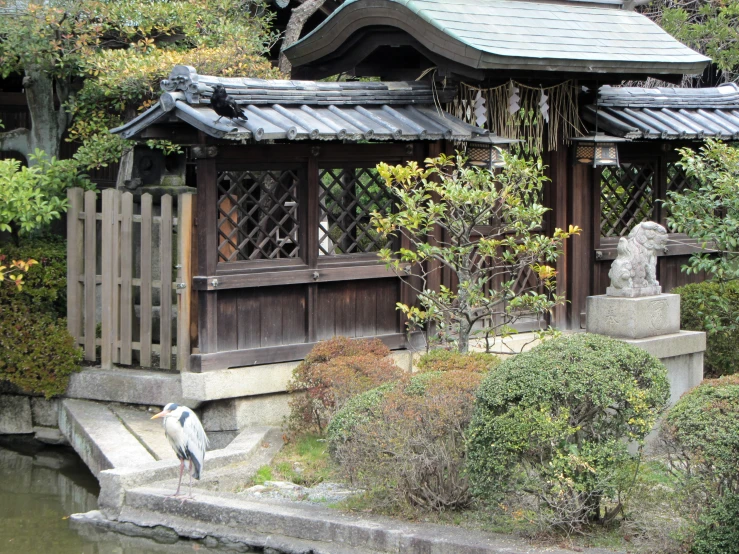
[416,349,500,373]
[0,305,82,398]
[692,494,739,554]
[328,362,488,512]
[0,236,67,317]
[661,375,739,511]
[466,333,669,532]
[674,281,739,376]
[285,337,404,436]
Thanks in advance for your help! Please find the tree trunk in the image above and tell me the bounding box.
[278,0,328,76]
[0,67,69,164]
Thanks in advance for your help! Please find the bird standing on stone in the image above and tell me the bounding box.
[151,403,209,499]
[210,84,248,124]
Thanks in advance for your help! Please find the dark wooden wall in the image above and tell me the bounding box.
[191,142,426,371]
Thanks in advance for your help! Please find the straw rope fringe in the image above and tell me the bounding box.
[448,81,585,153]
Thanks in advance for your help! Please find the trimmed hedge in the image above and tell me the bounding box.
[466,333,669,531]
[328,356,490,511]
[0,305,82,398]
[416,349,499,373]
[0,236,67,317]
[674,281,739,376]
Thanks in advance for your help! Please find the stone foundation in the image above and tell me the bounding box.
[586,293,680,339]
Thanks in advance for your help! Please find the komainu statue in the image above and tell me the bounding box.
[607,221,668,297]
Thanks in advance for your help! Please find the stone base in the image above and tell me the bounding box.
[201,393,291,432]
[606,285,662,298]
[622,330,705,405]
[0,395,33,434]
[586,293,680,339]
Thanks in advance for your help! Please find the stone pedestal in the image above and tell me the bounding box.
[586,293,703,406]
[586,294,680,339]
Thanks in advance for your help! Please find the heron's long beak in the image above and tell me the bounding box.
[151,410,167,419]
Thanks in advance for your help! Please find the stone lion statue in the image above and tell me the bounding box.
[607,221,668,296]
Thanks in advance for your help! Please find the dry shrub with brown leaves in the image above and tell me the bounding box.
[285,336,404,436]
[328,368,487,512]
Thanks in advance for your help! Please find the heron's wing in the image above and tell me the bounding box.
[163,416,188,460]
[182,408,209,479]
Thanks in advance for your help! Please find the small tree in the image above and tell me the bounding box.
[371,153,579,353]
[663,139,739,333]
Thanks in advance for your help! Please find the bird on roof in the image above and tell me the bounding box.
[151,403,209,499]
[210,84,248,124]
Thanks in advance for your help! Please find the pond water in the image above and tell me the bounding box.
[0,438,224,554]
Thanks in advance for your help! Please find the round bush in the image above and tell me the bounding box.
[466,333,669,530]
[0,305,82,398]
[692,494,739,554]
[416,349,499,373]
[661,374,739,506]
[285,337,404,435]
[674,281,739,376]
[328,366,487,512]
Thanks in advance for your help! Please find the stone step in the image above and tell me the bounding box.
[59,399,157,478]
[109,405,179,462]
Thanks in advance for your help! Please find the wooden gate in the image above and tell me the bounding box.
[66,188,193,371]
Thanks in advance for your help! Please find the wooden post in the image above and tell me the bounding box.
[100,189,116,368]
[83,190,97,362]
[196,156,218,355]
[66,189,84,346]
[177,193,194,371]
[119,192,134,365]
[140,194,153,367]
[160,194,173,369]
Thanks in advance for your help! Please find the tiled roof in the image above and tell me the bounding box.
[585,84,739,139]
[287,0,710,75]
[111,66,485,142]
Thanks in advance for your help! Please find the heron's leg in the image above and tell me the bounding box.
[172,459,184,497]
[188,461,194,498]
[215,115,223,123]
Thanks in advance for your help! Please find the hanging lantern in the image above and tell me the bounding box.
[571,133,628,167]
[466,134,519,169]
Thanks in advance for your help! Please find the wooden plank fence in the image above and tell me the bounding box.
[67,188,194,371]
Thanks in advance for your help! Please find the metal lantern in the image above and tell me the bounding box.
[571,133,628,167]
[466,134,520,169]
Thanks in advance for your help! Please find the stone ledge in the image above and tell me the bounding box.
[622,330,706,359]
[93,486,615,554]
[66,368,196,407]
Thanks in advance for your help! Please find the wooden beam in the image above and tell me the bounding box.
[191,333,407,372]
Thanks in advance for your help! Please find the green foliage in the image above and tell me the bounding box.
[663,140,739,333]
[648,0,739,83]
[328,365,487,512]
[0,304,82,398]
[466,333,669,532]
[0,152,91,235]
[372,153,580,353]
[416,349,500,373]
[0,0,278,168]
[692,494,739,554]
[661,375,739,513]
[285,337,404,436]
[674,281,739,376]
[0,237,67,317]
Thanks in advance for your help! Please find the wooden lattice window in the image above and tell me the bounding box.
[318,167,394,255]
[217,169,300,262]
[600,163,655,237]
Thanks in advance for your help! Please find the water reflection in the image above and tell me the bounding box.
[0,439,222,554]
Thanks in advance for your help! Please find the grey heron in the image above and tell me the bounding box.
[151,403,209,498]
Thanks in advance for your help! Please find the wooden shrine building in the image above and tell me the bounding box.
[107,0,739,372]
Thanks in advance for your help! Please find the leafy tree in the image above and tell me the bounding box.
[371,153,580,353]
[0,0,278,166]
[641,0,739,83]
[663,139,739,333]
